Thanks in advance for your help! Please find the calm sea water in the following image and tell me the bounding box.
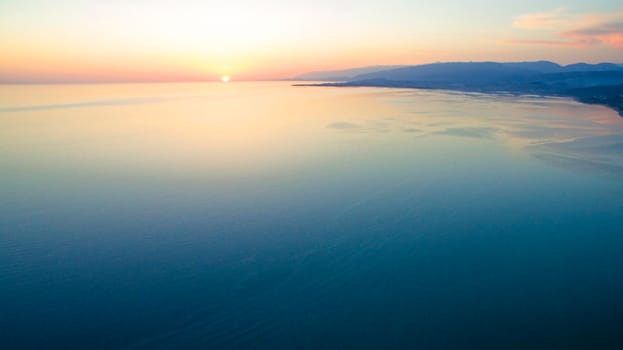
[1,82,623,349]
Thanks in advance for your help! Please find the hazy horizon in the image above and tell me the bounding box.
[1,0,622,83]
[0,59,620,84]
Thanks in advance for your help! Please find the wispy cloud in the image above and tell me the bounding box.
[563,20,623,48]
[502,39,575,47]
[509,8,623,48]
[512,8,571,30]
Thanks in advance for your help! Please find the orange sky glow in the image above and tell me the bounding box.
[1,1,621,82]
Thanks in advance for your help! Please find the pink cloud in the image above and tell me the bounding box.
[512,8,570,30]
[502,39,576,47]
[563,21,623,48]
[510,9,623,48]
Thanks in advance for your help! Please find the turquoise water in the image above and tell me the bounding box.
[1,82,623,349]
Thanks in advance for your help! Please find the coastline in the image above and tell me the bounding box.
[295,82,623,117]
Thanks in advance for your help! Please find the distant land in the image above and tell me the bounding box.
[294,61,623,116]
[291,65,405,81]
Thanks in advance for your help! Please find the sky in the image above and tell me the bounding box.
[0,0,622,82]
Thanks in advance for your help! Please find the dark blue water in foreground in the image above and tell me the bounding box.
[1,83,623,349]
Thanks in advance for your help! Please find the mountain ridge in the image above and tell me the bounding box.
[294,61,623,116]
[291,65,405,81]
[351,61,623,81]
[292,61,623,82]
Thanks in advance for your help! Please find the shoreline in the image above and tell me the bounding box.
[295,82,623,117]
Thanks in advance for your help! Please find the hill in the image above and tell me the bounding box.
[295,61,623,116]
[292,65,405,81]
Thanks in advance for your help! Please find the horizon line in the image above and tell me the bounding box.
[3,59,622,85]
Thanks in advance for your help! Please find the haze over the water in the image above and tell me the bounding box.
[1,0,622,82]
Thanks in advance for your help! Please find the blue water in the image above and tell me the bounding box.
[1,83,623,349]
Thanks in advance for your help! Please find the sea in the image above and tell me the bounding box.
[1,82,623,349]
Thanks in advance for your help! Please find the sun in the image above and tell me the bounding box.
[221,76,230,83]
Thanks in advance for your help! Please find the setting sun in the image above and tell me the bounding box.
[221,76,230,83]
